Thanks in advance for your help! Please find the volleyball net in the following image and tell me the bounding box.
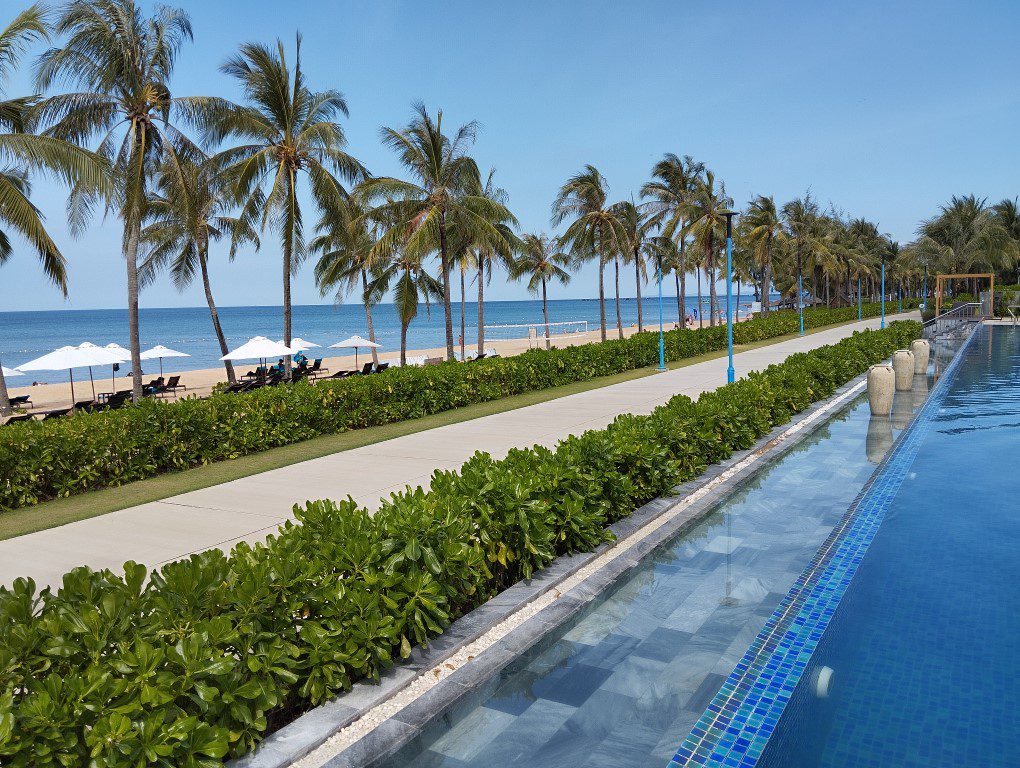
[483,320,590,346]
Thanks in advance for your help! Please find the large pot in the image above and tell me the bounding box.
[910,338,930,374]
[868,364,895,416]
[892,349,914,391]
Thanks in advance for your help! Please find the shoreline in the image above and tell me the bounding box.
[9,321,718,412]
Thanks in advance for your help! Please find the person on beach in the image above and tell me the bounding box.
[293,351,307,368]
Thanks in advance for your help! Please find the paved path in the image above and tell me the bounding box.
[0,314,917,587]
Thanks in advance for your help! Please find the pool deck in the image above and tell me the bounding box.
[0,313,918,588]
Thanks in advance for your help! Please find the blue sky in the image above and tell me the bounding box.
[3,0,1019,312]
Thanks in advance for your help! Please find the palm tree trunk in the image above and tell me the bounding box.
[707,233,718,327]
[438,213,455,361]
[675,270,682,323]
[362,269,379,365]
[400,318,409,366]
[736,279,742,324]
[696,268,703,329]
[598,257,607,342]
[126,219,144,402]
[282,229,294,377]
[542,278,551,350]
[634,249,643,332]
[477,261,485,356]
[679,238,687,321]
[459,267,466,361]
[614,256,623,340]
[762,246,772,316]
[200,252,235,384]
[0,366,11,417]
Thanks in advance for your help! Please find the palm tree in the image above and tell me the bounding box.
[190,36,366,372]
[742,195,785,315]
[912,195,1014,295]
[684,170,733,326]
[35,0,195,401]
[641,153,705,323]
[611,199,650,332]
[993,198,1020,284]
[361,104,512,361]
[781,194,830,326]
[467,169,518,357]
[141,154,257,383]
[313,195,384,366]
[648,235,683,324]
[511,234,571,349]
[0,3,107,415]
[366,240,442,365]
[552,165,626,342]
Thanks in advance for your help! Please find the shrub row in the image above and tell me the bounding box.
[0,300,918,511]
[0,321,922,767]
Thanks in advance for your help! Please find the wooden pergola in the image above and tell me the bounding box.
[934,273,995,317]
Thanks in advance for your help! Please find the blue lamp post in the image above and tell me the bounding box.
[857,275,862,321]
[724,211,737,384]
[797,258,805,336]
[657,256,666,372]
[880,258,886,329]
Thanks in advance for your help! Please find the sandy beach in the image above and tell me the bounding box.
[7,320,721,413]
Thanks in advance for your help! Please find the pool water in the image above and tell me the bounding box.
[368,364,941,768]
[752,324,1020,767]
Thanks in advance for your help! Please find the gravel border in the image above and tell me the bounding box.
[232,371,875,768]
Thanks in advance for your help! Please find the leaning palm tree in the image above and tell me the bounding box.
[684,170,733,326]
[0,3,107,415]
[34,0,195,401]
[641,153,705,322]
[552,165,627,341]
[366,241,443,365]
[313,195,384,366]
[361,104,513,361]
[511,233,571,349]
[140,153,257,384]
[190,36,366,372]
[742,195,785,315]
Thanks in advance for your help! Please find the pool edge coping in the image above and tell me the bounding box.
[235,365,887,768]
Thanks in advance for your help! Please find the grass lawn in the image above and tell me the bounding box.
[0,319,886,541]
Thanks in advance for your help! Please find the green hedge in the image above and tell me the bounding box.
[0,321,921,767]
[0,301,918,511]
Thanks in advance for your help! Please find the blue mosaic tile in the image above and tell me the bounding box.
[668,329,979,768]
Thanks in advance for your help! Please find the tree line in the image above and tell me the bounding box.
[1,1,1018,417]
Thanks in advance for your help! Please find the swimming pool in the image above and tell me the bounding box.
[673,323,1018,767]
[360,339,952,768]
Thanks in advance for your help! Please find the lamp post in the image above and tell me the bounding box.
[724,211,737,384]
[657,256,666,371]
[880,258,886,329]
[797,259,805,337]
[857,276,862,321]
[922,264,927,309]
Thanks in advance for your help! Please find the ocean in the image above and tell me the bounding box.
[0,293,763,384]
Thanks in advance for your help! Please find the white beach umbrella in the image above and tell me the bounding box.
[140,344,190,378]
[221,337,296,370]
[277,337,319,352]
[2,365,23,378]
[330,335,381,368]
[103,343,131,390]
[17,343,125,404]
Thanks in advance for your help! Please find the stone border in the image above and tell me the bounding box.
[231,365,883,768]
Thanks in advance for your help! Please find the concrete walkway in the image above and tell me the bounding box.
[0,314,917,587]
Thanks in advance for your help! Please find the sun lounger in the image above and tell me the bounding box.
[41,407,72,420]
[372,363,389,374]
[2,413,32,425]
[162,375,185,394]
[9,394,32,408]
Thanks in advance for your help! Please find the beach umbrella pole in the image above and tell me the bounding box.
[69,368,75,408]
[88,367,96,399]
